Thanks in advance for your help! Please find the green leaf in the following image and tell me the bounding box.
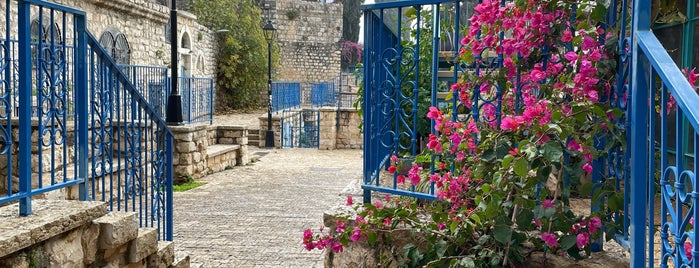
[435,239,447,258]
[514,158,529,177]
[493,225,513,244]
[551,110,562,122]
[502,154,515,169]
[559,235,577,250]
[608,193,625,211]
[367,232,377,246]
[541,142,564,163]
[515,209,534,229]
[459,257,476,267]
[590,4,607,22]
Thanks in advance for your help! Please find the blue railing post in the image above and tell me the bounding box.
[17,0,32,215]
[209,79,214,124]
[75,9,89,201]
[166,135,174,241]
[630,0,651,265]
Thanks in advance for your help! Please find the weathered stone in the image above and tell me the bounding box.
[0,200,107,258]
[94,212,138,250]
[45,228,83,267]
[176,142,196,153]
[170,254,190,268]
[523,251,629,268]
[147,241,174,268]
[81,223,100,265]
[127,228,158,263]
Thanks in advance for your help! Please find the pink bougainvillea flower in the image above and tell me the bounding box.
[567,139,582,152]
[396,174,406,184]
[529,69,547,83]
[346,195,353,206]
[331,242,344,253]
[355,216,366,225]
[350,227,361,242]
[427,106,443,120]
[384,194,391,202]
[391,155,398,164]
[686,241,693,260]
[576,232,590,249]
[500,117,519,131]
[562,29,573,42]
[438,222,447,230]
[373,201,383,209]
[588,216,602,233]
[541,232,558,248]
[335,220,346,233]
[383,217,392,227]
[542,199,554,209]
[508,148,518,156]
[408,163,423,186]
[564,51,578,62]
[582,163,593,174]
[388,165,397,174]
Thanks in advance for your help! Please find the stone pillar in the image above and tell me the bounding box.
[318,107,337,150]
[259,114,283,149]
[169,125,209,181]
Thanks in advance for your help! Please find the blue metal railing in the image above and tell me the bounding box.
[87,33,174,240]
[0,0,174,241]
[271,82,301,113]
[629,0,699,263]
[181,76,214,124]
[310,81,335,107]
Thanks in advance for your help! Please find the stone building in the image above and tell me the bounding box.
[0,0,218,78]
[266,0,343,83]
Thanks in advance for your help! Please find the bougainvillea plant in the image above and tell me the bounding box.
[301,0,641,266]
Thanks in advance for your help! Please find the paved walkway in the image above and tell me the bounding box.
[173,148,363,267]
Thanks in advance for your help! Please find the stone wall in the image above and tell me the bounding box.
[0,0,217,78]
[259,108,362,149]
[268,0,343,82]
[0,200,189,268]
[170,125,250,181]
[319,108,363,150]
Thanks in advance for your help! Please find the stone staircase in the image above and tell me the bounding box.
[0,200,190,267]
[248,128,261,147]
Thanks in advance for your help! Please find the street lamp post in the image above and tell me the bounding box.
[262,5,276,148]
[166,0,183,125]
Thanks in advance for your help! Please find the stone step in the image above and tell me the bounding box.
[248,129,261,147]
[148,241,175,268]
[127,228,158,263]
[171,251,191,268]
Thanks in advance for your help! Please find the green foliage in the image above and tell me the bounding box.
[173,175,206,192]
[191,0,278,111]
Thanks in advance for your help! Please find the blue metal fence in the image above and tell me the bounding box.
[120,65,214,125]
[1,0,174,241]
[310,81,335,107]
[181,77,214,124]
[271,82,301,113]
[629,0,699,264]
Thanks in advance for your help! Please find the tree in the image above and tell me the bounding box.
[191,0,276,111]
[342,0,363,43]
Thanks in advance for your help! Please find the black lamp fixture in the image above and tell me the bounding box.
[263,3,277,148]
[166,0,183,125]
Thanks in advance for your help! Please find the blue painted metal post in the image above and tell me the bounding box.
[630,0,651,265]
[362,10,372,204]
[17,0,32,216]
[166,135,174,241]
[209,79,214,124]
[75,11,89,201]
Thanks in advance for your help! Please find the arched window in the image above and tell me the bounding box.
[30,18,62,43]
[181,32,191,50]
[99,28,131,65]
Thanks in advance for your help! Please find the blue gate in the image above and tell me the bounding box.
[360,0,699,266]
[0,0,174,240]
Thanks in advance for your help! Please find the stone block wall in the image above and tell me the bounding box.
[170,124,249,181]
[0,0,217,77]
[318,108,363,150]
[0,200,189,268]
[267,0,343,83]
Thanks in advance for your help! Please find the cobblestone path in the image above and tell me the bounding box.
[173,148,363,267]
